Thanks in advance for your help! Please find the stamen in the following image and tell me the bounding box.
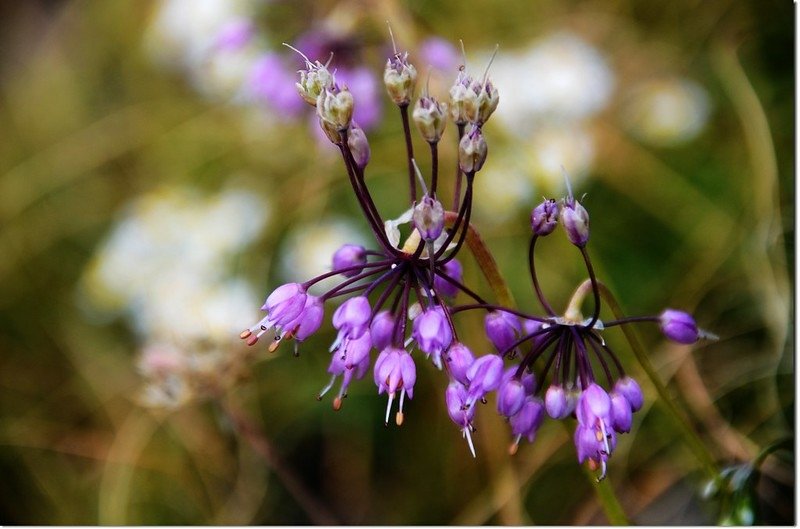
[411,158,429,196]
[396,389,407,426]
[333,395,343,411]
[246,335,258,346]
[386,21,398,56]
[317,375,337,400]
[508,434,522,455]
[268,334,282,353]
[239,329,252,339]
[464,427,477,458]
[385,392,395,425]
[281,42,311,66]
[481,44,499,82]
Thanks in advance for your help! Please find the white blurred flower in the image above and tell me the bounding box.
[83,185,269,344]
[492,32,615,135]
[622,78,711,147]
[529,123,595,193]
[473,150,535,225]
[279,218,368,295]
[144,0,263,100]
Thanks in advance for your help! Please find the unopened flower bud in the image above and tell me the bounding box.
[444,342,474,386]
[449,70,477,125]
[347,122,370,169]
[614,376,643,412]
[413,196,445,241]
[458,126,488,174]
[413,96,447,143]
[318,116,340,144]
[384,53,417,106]
[470,78,499,125]
[531,199,559,236]
[609,390,633,433]
[332,244,366,277]
[545,384,570,419]
[560,196,590,247]
[296,61,335,106]
[659,309,701,344]
[317,85,354,131]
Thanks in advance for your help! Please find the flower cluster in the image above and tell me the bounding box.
[241,39,714,479]
[242,39,498,433]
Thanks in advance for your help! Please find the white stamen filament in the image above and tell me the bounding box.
[464,427,476,458]
[317,375,337,399]
[399,389,406,415]
[385,392,395,425]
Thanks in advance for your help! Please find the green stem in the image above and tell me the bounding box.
[587,470,629,525]
[595,281,720,480]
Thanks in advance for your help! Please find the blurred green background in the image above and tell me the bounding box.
[0,0,793,524]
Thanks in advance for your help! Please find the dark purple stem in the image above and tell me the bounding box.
[529,235,557,316]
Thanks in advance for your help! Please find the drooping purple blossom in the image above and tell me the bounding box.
[332,244,367,277]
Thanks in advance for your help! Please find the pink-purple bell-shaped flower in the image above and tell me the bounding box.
[412,306,453,368]
[374,347,416,426]
[370,310,395,352]
[433,258,463,298]
[614,376,644,412]
[465,353,504,407]
[283,295,324,342]
[332,244,367,277]
[509,397,545,454]
[332,295,372,339]
[484,310,522,354]
[446,381,477,457]
[659,309,701,344]
[319,331,372,410]
[444,342,474,385]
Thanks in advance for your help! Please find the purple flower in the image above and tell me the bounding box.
[262,283,307,326]
[374,347,416,425]
[332,296,371,339]
[509,397,545,454]
[347,122,371,169]
[248,52,306,118]
[419,37,460,73]
[531,199,559,236]
[413,196,445,241]
[609,390,632,433]
[466,353,504,407]
[446,381,477,457]
[283,295,324,342]
[370,310,395,352]
[545,384,571,419]
[412,306,453,368]
[497,374,526,418]
[332,244,367,277]
[576,383,611,425]
[319,331,372,410]
[484,310,522,354]
[444,342,474,385]
[214,18,255,51]
[659,309,700,344]
[614,376,644,412]
[574,383,616,479]
[434,258,463,298]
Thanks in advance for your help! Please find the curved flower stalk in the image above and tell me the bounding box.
[242,41,500,433]
[450,177,717,480]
